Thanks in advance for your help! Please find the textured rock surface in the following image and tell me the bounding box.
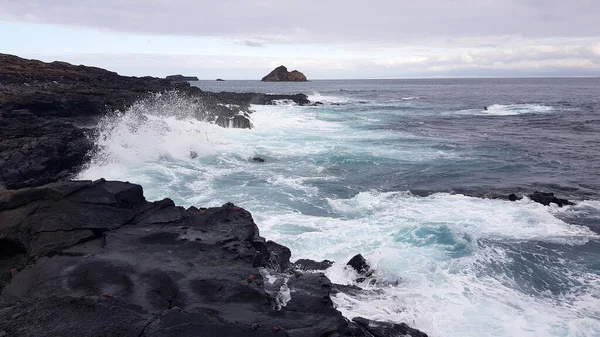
[0,53,309,189]
[0,179,428,337]
[261,66,308,82]
[528,191,574,207]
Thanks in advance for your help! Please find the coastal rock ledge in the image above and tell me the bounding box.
[0,179,428,337]
[261,65,308,82]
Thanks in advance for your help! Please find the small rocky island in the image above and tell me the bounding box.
[165,74,199,82]
[261,66,307,82]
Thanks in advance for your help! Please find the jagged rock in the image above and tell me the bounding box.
[261,66,307,82]
[294,259,334,271]
[346,254,374,282]
[346,254,372,275]
[529,191,574,207]
[352,317,429,337]
[252,157,266,163]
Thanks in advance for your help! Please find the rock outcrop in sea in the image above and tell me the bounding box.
[261,66,308,82]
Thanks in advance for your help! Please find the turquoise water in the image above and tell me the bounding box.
[79,79,600,337]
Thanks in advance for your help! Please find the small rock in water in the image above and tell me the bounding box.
[252,157,265,163]
[189,151,198,159]
[529,191,574,207]
[346,254,374,282]
[508,193,522,201]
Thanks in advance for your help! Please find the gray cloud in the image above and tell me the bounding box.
[1,0,599,44]
[238,40,266,47]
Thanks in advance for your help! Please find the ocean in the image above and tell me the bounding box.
[78,78,600,337]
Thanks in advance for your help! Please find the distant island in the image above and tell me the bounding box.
[216,78,225,81]
[165,74,199,82]
[261,65,307,82]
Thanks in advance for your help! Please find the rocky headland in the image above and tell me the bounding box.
[0,54,428,336]
[261,66,307,82]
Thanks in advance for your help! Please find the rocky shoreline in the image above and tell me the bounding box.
[0,54,309,189]
[0,55,429,336]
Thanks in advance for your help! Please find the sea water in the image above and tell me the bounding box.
[79,78,600,337]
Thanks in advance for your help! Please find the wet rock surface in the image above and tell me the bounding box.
[528,191,574,207]
[0,54,309,189]
[0,179,428,337]
[294,258,334,271]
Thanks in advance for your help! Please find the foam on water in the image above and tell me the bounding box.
[456,104,555,116]
[78,92,600,337]
[258,191,600,337]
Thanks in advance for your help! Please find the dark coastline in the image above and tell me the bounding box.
[0,54,429,336]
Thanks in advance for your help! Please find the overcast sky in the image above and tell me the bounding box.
[1,0,600,79]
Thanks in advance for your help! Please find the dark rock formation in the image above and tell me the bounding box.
[0,179,428,337]
[261,66,307,82]
[0,53,310,189]
[504,191,574,207]
[252,157,266,163]
[216,78,225,81]
[508,193,522,201]
[294,259,334,271]
[528,191,574,207]
[346,254,374,282]
[165,74,199,81]
[352,317,429,337]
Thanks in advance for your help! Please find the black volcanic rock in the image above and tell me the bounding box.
[0,179,428,337]
[294,259,334,271]
[0,53,311,189]
[347,254,371,275]
[352,317,429,337]
[529,191,574,207]
[346,254,374,282]
[261,66,307,82]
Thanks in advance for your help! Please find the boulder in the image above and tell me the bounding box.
[346,254,374,282]
[261,66,307,82]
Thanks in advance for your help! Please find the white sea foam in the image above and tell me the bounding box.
[257,191,600,337]
[455,104,555,116]
[307,92,351,104]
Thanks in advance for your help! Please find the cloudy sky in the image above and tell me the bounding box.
[1,0,600,79]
